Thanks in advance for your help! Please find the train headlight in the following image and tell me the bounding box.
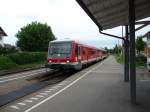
[49,60,52,63]
[66,60,70,63]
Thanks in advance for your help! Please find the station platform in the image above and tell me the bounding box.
[2,56,150,112]
[27,56,149,112]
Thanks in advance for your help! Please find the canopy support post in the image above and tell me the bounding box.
[129,0,136,104]
[124,25,129,82]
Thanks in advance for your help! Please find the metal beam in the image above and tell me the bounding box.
[100,31,125,40]
[135,21,150,25]
[135,24,149,32]
[124,23,149,35]
[129,0,136,104]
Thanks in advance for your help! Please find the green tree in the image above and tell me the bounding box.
[136,36,145,54]
[0,44,18,55]
[104,47,108,51]
[113,44,121,54]
[16,22,56,51]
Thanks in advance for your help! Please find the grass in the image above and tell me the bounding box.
[115,54,124,64]
[115,54,147,67]
[0,61,46,72]
[17,61,45,69]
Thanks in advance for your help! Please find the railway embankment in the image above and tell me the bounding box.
[0,64,45,76]
[0,52,46,76]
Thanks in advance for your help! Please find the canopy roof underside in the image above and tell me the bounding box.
[76,0,150,30]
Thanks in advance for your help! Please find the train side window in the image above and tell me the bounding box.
[78,46,80,55]
[82,48,85,54]
[83,50,85,54]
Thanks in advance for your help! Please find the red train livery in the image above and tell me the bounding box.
[46,40,107,70]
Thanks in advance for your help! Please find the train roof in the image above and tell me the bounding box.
[50,39,74,43]
[50,39,105,51]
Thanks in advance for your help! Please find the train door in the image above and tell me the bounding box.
[75,44,82,70]
[76,44,81,61]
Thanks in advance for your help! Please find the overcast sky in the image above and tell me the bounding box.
[0,0,150,48]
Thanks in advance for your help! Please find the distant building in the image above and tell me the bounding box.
[0,27,7,46]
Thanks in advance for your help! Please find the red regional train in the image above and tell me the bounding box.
[46,40,107,70]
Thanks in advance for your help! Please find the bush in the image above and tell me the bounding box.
[0,44,18,55]
[136,54,147,66]
[115,54,124,64]
[0,56,18,70]
[8,52,47,65]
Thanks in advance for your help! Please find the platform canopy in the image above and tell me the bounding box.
[76,0,150,30]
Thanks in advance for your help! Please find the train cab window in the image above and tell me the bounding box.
[49,42,72,58]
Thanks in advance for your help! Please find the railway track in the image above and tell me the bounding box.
[0,66,45,76]
[0,59,104,108]
[0,68,50,83]
[0,68,77,107]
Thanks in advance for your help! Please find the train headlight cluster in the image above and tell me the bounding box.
[49,60,52,63]
[66,60,70,63]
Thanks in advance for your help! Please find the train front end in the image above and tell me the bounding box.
[46,40,77,70]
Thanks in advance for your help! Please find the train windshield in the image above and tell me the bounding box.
[49,42,72,58]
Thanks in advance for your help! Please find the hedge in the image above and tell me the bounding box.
[0,56,18,70]
[8,52,47,65]
[116,54,147,66]
[0,52,47,70]
[136,54,147,66]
